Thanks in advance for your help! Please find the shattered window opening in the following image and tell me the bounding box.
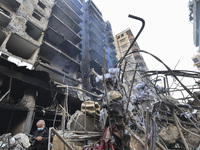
[37,1,46,9]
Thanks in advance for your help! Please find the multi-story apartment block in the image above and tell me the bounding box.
[189,0,200,69]
[82,0,118,91]
[0,0,117,135]
[114,28,148,85]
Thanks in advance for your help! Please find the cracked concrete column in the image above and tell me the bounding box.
[19,88,36,134]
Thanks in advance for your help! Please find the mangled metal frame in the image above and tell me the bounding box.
[114,14,200,149]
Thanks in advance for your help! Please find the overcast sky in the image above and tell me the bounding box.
[92,0,197,71]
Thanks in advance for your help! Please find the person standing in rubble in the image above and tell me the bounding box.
[28,120,50,150]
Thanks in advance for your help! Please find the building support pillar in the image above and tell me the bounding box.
[19,88,36,134]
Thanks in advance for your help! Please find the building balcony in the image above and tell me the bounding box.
[0,10,11,27]
[52,4,82,34]
[90,59,103,75]
[89,15,105,34]
[25,21,44,42]
[1,33,40,69]
[64,0,83,9]
[0,29,6,46]
[63,0,83,16]
[6,34,39,61]
[0,0,22,12]
[110,49,117,56]
[109,43,116,49]
[89,39,103,57]
[39,41,80,69]
[35,62,80,86]
[88,0,102,19]
[107,35,114,43]
[89,30,106,48]
[89,23,106,40]
[44,27,82,57]
[89,49,104,66]
[56,0,82,24]
[48,15,82,45]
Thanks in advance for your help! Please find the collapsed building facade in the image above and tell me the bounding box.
[0,0,117,136]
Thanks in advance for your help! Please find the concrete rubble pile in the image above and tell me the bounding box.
[0,133,30,150]
[53,67,200,150]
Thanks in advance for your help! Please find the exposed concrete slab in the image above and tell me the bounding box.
[0,11,11,27]
[0,51,33,69]
[48,15,82,45]
[6,33,39,60]
[56,0,82,24]
[53,4,82,33]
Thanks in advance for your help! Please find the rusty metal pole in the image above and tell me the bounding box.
[126,63,138,114]
[102,48,109,105]
[173,112,189,150]
[121,61,127,83]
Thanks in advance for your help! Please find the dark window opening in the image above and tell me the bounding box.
[117,36,120,39]
[1,53,9,59]
[0,6,10,16]
[121,34,124,37]
[32,10,42,21]
[68,97,82,114]
[38,1,46,9]
[0,109,27,135]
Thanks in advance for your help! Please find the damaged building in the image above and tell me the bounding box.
[114,28,148,87]
[0,0,117,136]
[2,0,200,149]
